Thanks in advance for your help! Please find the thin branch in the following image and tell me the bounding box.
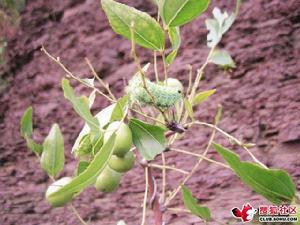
[85,58,116,101]
[41,46,115,103]
[154,51,159,82]
[186,64,193,97]
[42,46,165,128]
[149,163,189,175]
[161,152,167,204]
[167,208,190,213]
[165,107,221,207]
[70,204,88,225]
[141,166,149,225]
[129,22,169,123]
[188,121,267,168]
[161,50,168,81]
[171,148,230,169]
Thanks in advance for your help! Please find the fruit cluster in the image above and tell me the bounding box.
[45,121,134,206]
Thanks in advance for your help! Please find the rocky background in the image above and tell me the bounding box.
[0,0,300,224]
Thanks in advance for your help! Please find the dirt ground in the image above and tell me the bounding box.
[0,0,300,224]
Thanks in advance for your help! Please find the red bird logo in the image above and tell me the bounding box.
[231,203,257,223]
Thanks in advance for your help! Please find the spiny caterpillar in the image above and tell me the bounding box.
[126,75,182,108]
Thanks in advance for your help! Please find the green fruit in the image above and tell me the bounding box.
[108,151,135,173]
[165,78,183,92]
[95,166,122,192]
[46,177,73,207]
[104,121,132,157]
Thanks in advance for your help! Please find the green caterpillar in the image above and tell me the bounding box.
[126,75,182,108]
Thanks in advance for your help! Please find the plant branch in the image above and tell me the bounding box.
[129,22,169,123]
[41,46,115,103]
[141,166,149,225]
[85,57,116,101]
[165,107,221,207]
[70,204,88,225]
[171,148,230,169]
[187,121,267,168]
[161,49,168,81]
[149,163,189,175]
[161,152,166,203]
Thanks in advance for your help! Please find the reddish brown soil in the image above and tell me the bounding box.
[0,0,300,225]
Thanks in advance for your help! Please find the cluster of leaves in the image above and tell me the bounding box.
[20,0,299,224]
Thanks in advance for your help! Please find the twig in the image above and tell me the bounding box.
[129,22,169,123]
[41,46,115,103]
[85,58,116,101]
[141,166,149,225]
[42,47,165,128]
[70,203,89,225]
[167,208,190,213]
[154,51,159,82]
[147,167,164,225]
[165,107,221,207]
[187,121,267,168]
[161,152,167,204]
[161,50,168,81]
[171,148,230,169]
[149,163,189,175]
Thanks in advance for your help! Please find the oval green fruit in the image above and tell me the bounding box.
[108,151,135,173]
[104,121,132,157]
[46,177,73,207]
[95,166,122,193]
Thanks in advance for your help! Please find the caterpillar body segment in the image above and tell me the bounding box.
[127,75,182,108]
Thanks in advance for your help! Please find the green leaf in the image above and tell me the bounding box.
[20,106,33,138]
[47,133,116,200]
[166,50,178,65]
[166,27,181,65]
[76,161,90,176]
[71,103,116,155]
[184,99,194,120]
[169,27,181,49]
[128,118,166,160]
[210,49,236,68]
[20,106,43,155]
[214,143,296,204]
[111,95,129,121]
[26,138,43,155]
[192,89,216,105]
[162,0,210,27]
[40,124,65,177]
[101,0,165,50]
[73,134,93,157]
[62,79,99,134]
[92,133,103,156]
[206,7,236,48]
[181,185,211,221]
